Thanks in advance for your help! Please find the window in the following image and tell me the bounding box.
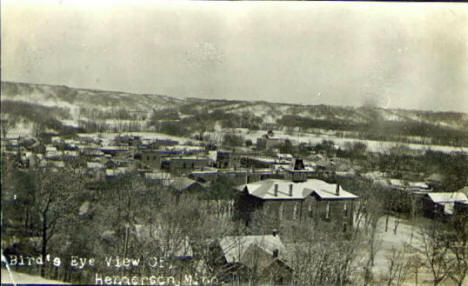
[293,203,297,220]
[325,202,330,220]
[279,203,283,220]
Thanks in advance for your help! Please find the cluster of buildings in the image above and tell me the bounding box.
[3,130,467,285]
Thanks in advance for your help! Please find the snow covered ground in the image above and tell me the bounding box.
[1,268,70,284]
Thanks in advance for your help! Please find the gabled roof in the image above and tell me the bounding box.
[425,173,444,183]
[219,235,287,266]
[307,179,359,200]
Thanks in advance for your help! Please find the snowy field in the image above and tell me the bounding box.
[1,268,70,284]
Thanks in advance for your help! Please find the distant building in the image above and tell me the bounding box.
[256,133,291,150]
[213,150,241,169]
[283,158,314,182]
[161,157,209,173]
[139,150,175,169]
[425,173,445,190]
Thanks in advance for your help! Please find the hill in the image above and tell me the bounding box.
[1,81,467,147]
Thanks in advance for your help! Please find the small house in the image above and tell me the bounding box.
[211,234,292,285]
[423,192,468,218]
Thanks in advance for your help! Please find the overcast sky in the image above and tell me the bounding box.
[2,0,468,112]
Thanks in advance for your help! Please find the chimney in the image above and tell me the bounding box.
[272,229,278,237]
[289,184,293,197]
[272,249,279,258]
[274,184,278,197]
[336,183,340,196]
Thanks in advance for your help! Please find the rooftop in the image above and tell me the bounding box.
[236,179,358,200]
[220,234,287,265]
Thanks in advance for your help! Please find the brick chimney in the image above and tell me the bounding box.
[272,249,279,258]
[289,184,293,196]
[272,228,278,237]
[274,184,278,197]
[336,183,340,196]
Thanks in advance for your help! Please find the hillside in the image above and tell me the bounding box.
[1,81,468,147]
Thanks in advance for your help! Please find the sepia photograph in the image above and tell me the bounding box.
[1,1,468,285]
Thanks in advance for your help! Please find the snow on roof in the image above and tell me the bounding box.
[220,235,287,265]
[408,182,429,189]
[427,192,468,203]
[426,173,444,183]
[237,179,313,200]
[427,192,468,215]
[237,179,358,200]
[307,179,359,200]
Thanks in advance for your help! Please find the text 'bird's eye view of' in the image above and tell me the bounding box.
[1,1,468,286]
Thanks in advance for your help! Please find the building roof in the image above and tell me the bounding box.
[425,173,444,183]
[308,179,359,200]
[219,235,287,265]
[427,192,468,215]
[236,179,313,200]
[171,177,201,190]
[427,192,468,203]
[236,179,358,201]
[457,186,468,196]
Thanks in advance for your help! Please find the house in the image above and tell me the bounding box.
[235,178,358,229]
[211,234,292,285]
[422,192,468,218]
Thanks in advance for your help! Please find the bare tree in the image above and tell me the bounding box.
[383,246,410,286]
[31,167,84,277]
[417,221,450,286]
[446,214,468,286]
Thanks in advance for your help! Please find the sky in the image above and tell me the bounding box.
[2,0,468,112]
